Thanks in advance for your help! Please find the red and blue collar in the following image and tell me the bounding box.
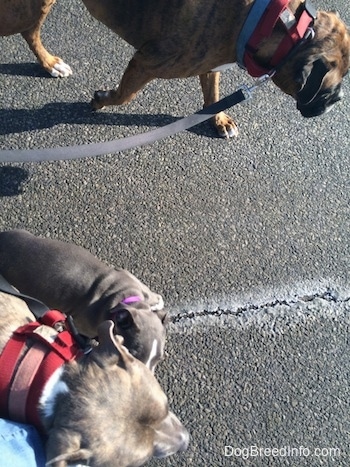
[0,310,83,431]
[237,0,317,77]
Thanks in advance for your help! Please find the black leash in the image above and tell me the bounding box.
[0,274,49,317]
[0,274,92,351]
[0,86,252,163]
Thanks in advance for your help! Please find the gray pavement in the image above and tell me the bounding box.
[1,0,350,465]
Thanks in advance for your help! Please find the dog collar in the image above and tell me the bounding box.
[0,310,83,430]
[237,0,317,77]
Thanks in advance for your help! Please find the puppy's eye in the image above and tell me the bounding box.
[115,309,134,329]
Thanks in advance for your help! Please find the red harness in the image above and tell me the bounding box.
[241,0,316,77]
[0,310,83,430]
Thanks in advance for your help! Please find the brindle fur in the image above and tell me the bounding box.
[0,0,71,77]
[83,0,350,134]
[1,0,349,135]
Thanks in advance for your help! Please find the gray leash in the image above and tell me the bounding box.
[0,76,270,163]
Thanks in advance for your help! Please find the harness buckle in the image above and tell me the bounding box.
[280,9,296,30]
[304,26,315,40]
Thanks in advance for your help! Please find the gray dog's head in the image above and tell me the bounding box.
[110,301,168,372]
[45,321,189,467]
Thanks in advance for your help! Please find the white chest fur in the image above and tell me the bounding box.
[211,63,235,72]
[39,366,69,420]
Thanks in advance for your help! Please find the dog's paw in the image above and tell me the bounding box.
[214,111,239,138]
[150,295,164,312]
[91,91,109,110]
[49,59,72,78]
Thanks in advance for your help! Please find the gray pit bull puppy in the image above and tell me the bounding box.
[0,292,189,467]
[0,230,166,371]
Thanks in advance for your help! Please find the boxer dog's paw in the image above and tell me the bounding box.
[91,91,109,110]
[49,59,72,78]
[214,111,239,138]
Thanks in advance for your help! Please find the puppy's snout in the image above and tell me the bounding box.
[177,426,190,453]
[153,411,190,458]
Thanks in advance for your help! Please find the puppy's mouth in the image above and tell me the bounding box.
[297,84,343,118]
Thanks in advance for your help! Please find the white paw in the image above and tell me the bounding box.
[151,296,164,311]
[50,60,73,78]
[218,126,239,138]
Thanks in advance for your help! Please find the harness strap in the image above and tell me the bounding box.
[236,0,271,68]
[269,7,316,66]
[0,310,82,429]
[0,334,27,419]
[27,346,71,428]
[237,0,316,77]
[8,341,49,424]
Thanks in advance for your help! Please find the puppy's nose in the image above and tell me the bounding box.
[177,427,190,452]
[153,411,190,458]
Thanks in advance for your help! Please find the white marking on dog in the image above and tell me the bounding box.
[211,63,235,72]
[50,60,73,78]
[146,339,159,371]
[39,367,69,419]
[151,296,164,311]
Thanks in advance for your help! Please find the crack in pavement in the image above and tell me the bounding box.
[170,288,350,324]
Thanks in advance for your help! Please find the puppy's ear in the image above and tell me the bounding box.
[46,448,92,465]
[149,295,168,324]
[155,308,169,325]
[150,294,164,311]
[95,320,134,368]
[297,58,329,104]
[46,434,92,466]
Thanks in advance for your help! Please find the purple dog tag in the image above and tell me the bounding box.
[121,296,142,305]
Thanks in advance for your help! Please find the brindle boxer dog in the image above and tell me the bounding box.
[1,0,349,137]
[84,0,350,136]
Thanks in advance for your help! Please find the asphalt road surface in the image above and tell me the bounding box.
[0,1,349,465]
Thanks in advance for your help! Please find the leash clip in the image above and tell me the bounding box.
[239,71,275,100]
[66,315,93,354]
[238,84,254,101]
